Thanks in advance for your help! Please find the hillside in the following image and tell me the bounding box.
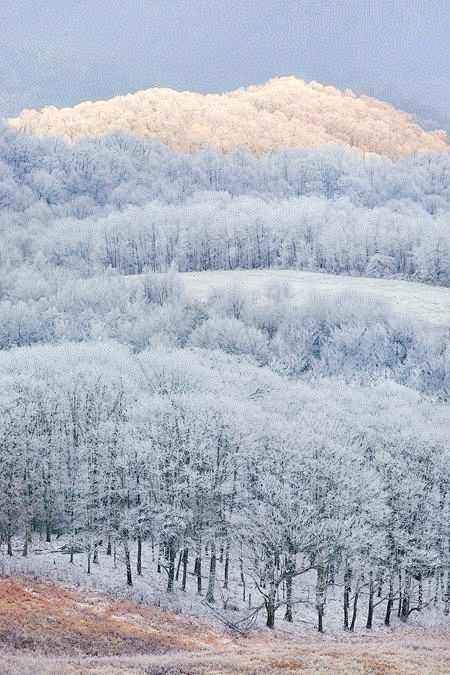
[8,77,449,159]
[1,576,449,674]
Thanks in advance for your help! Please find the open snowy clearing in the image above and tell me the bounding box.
[125,270,450,327]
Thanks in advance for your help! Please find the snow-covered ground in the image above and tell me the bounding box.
[124,270,450,327]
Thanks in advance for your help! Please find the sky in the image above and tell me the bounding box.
[1,0,449,130]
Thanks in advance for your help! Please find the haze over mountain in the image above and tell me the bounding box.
[9,77,449,160]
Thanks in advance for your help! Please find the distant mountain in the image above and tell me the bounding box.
[8,77,449,160]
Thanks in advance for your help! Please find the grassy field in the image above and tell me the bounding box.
[1,576,449,674]
[124,269,450,327]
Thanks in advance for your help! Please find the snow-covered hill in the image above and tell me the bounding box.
[9,77,448,159]
[125,269,450,328]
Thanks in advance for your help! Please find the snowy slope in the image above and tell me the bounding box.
[125,269,450,328]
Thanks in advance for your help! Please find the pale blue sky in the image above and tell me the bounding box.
[1,0,449,129]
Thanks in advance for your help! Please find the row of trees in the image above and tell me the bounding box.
[0,127,448,284]
[0,341,448,631]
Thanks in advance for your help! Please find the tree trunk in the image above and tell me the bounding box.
[366,570,374,629]
[343,566,351,629]
[223,542,230,589]
[7,533,13,557]
[137,535,142,575]
[385,576,394,626]
[195,539,202,595]
[265,592,276,629]
[123,538,133,586]
[45,519,51,543]
[175,550,182,582]
[181,548,188,591]
[316,565,326,633]
[400,571,411,621]
[206,541,216,603]
[166,545,176,593]
[350,589,359,631]
[240,555,246,602]
[284,553,295,622]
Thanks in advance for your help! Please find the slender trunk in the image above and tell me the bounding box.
[240,555,246,602]
[284,553,295,622]
[87,550,91,574]
[350,589,359,631]
[344,566,351,630]
[206,541,216,603]
[45,519,51,543]
[397,569,402,617]
[106,537,112,555]
[167,545,176,593]
[401,571,411,621]
[123,538,133,586]
[195,539,202,595]
[366,570,374,629]
[418,572,423,611]
[223,542,230,589]
[316,565,326,633]
[265,590,276,629]
[175,550,182,582]
[137,535,142,576]
[385,575,394,626]
[434,569,440,605]
[181,548,188,592]
[7,533,12,557]
[70,543,74,564]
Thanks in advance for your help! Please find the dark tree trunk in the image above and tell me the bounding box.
[344,567,351,630]
[400,571,411,621]
[137,535,142,576]
[181,548,188,591]
[123,538,133,586]
[316,565,326,633]
[366,571,374,629]
[350,589,359,631]
[206,541,216,603]
[223,543,230,589]
[166,545,176,593]
[284,554,295,622]
[175,550,182,582]
[195,540,202,595]
[265,594,276,629]
[385,576,394,626]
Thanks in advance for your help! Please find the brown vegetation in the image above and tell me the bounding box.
[0,576,449,674]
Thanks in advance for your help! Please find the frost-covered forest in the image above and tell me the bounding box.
[1,273,449,631]
[0,104,449,635]
[0,124,449,284]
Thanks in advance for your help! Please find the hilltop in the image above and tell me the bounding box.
[9,77,448,159]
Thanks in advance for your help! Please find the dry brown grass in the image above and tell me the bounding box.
[1,576,449,674]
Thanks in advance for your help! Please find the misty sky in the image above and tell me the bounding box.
[1,0,449,129]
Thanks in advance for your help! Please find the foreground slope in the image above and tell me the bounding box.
[1,577,449,675]
[9,77,448,159]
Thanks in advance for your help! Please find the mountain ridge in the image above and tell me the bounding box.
[8,76,449,160]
